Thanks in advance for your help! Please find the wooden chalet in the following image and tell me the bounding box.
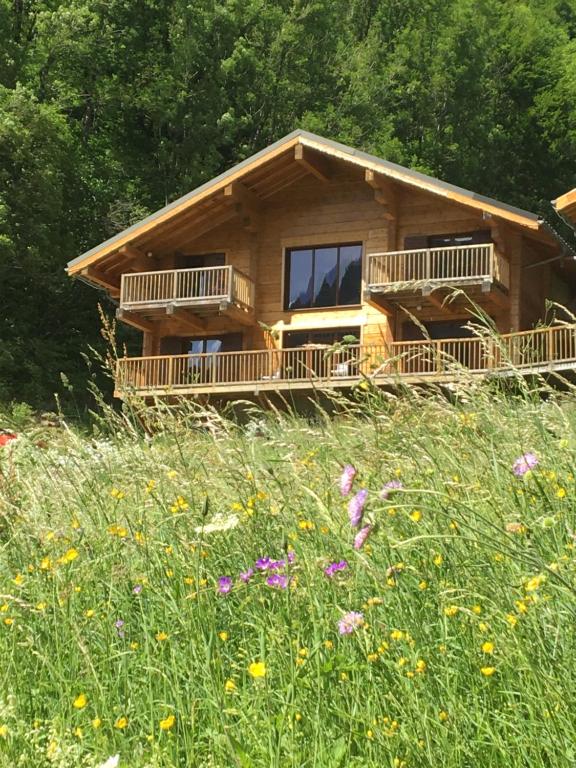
[67,131,576,399]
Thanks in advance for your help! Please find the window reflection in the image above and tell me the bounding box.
[285,243,362,310]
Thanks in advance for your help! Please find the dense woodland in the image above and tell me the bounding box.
[1,0,576,407]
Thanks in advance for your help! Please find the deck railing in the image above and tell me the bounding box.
[116,325,576,395]
[120,266,255,311]
[367,243,509,291]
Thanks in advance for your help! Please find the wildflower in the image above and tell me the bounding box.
[324,560,348,577]
[84,609,95,619]
[36,602,46,612]
[133,584,143,595]
[130,642,139,651]
[114,619,125,639]
[439,710,449,722]
[0,725,8,739]
[111,488,125,500]
[225,679,236,692]
[506,522,527,534]
[255,557,271,571]
[410,509,422,522]
[73,693,87,709]
[167,470,177,479]
[159,714,175,731]
[506,613,518,627]
[480,666,496,677]
[367,652,379,662]
[525,574,545,592]
[557,487,567,499]
[146,480,157,493]
[74,727,83,739]
[0,433,17,448]
[218,576,233,594]
[324,639,334,650]
[472,605,482,615]
[513,452,538,477]
[339,464,357,496]
[4,618,14,626]
[248,661,267,678]
[380,480,403,500]
[40,557,52,571]
[338,611,364,635]
[433,554,443,567]
[266,574,289,589]
[390,629,404,641]
[114,716,128,730]
[444,606,459,617]
[354,524,373,550]
[298,520,314,530]
[13,573,23,586]
[481,641,494,654]
[415,659,427,673]
[479,622,489,633]
[218,631,229,641]
[239,568,254,582]
[418,580,428,591]
[348,489,368,527]
[92,718,102,729]
[155,631,169,642]
[61,548,79,564]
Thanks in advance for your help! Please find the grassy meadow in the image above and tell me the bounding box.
[0,379,576,767]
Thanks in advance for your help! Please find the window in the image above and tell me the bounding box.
[284,327,361,348]
[404,231,492,250]
[284,243,362,310]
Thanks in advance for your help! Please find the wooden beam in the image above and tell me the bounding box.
[294,144,330,183]
[116,308,156,333]
[260,168,309,199]
[421,287,458,315]
[217,301,256,327]
[117,245,154,273]
[165,305,206,333]
[223,181,261,232]
[83,267,120,297]
[365,170,397,221]
[363,291,394,317]
[151,206,237,256]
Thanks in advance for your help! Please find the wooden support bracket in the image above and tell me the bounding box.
[224,181,262,232]
[294,144,330,182]
[365,170,397,221]
[83,267,121,297]
[116,308,155,333]
[165,306,206,333]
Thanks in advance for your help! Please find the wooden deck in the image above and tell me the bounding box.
[120,265,255,318]
[115,324,576,398]
[367,243,509,295]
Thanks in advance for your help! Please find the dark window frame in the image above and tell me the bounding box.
[283,242,363,311]
[283,326,362,349]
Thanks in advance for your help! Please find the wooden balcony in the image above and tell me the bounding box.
[119,266,255,324]
[115,324,576,398]
[366,243,509,309]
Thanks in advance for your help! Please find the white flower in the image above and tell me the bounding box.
[97,756,120,768]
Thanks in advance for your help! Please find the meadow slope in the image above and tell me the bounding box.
[0,383,575,767]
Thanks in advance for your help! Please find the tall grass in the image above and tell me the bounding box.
[1,378,576,767]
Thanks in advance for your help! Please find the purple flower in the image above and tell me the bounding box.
[287,551,296,564]
[114,619,125,639]
[339,465,357,497]
[348,489,368,528]
[513,453,538,477]
[239,568,254,583]
[255,557,271,571]
[132,584,143,595]
[218,576,233,594]
[353,524,373,550]
[266,574,289,589]
[324,560,348,577]
[380,480,403,500]
[338,611,364,635]
[268,559,286,571]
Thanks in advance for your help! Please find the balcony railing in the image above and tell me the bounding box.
[367,243,510,293]
[115,325,576,396]
[120,266,255,312]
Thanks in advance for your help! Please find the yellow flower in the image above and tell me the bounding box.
[439,710,449,722]
[515,600,528,614]
[324,640,334,650]
[73,693,87,710]
[418,580,428,591]
[115,716,128,729]
[84,609,94,619]
[155,631,169,642]
[146,480,157,493]
[415,659,427,673]
[409,509,422,522]
[478,622,489,633]
[390,629,404,641]
[0,604,7,613]
[433,554,443,567]
[556,487,566,499]
[472,605,482,615]
[248,661,266,679]
[225,679,236,693]
[91,718,102,729]
[481,666,496,676]
[40,557,52,571]
[298,520,314,530]
[506,613,518,627]
[36,602,47,612]
[62,548,79,564]
[3,618,14,626]
[525,575,545,592]
[130,642,139,651]
[367,653,379,663]
[481,641,494,654]
[159,714,175,731]
[167,470,178,479]
[366,729,374,740]
[111,488,125,500]
[13,573,24,586]
[0,724,7,738]
[73,727,83,739]
[444,606,459,617]
[218,631,229,641]
[298,648,308,658]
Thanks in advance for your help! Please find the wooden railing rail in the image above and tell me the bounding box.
[367,243,510,290]
[115,325,576,394]
[120,266,255,310]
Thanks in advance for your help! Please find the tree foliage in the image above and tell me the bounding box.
[0,0,576,406]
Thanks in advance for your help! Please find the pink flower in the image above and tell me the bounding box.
[512,453,538,477]
[353,524,373,550]
[339,465,357,497]
[338,611,364,635]
[0,433,17,448]
[380,480,403,500]
[348,489,368,527]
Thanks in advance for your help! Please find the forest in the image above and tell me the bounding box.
[1,0,576,407]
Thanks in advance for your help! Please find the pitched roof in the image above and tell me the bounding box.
[553,188,576,224]
[67,129,549,274]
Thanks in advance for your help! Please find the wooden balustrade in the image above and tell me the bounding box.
[367,243,509,291]
[115,325,576,396]
[120,265,255,310]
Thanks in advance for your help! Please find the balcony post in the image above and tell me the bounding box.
[227,266,233,302]
[425,249,431,280]
[167,356,174,388]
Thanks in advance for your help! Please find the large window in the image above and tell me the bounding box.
[284,243,362,310]
[284,327,361,348]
